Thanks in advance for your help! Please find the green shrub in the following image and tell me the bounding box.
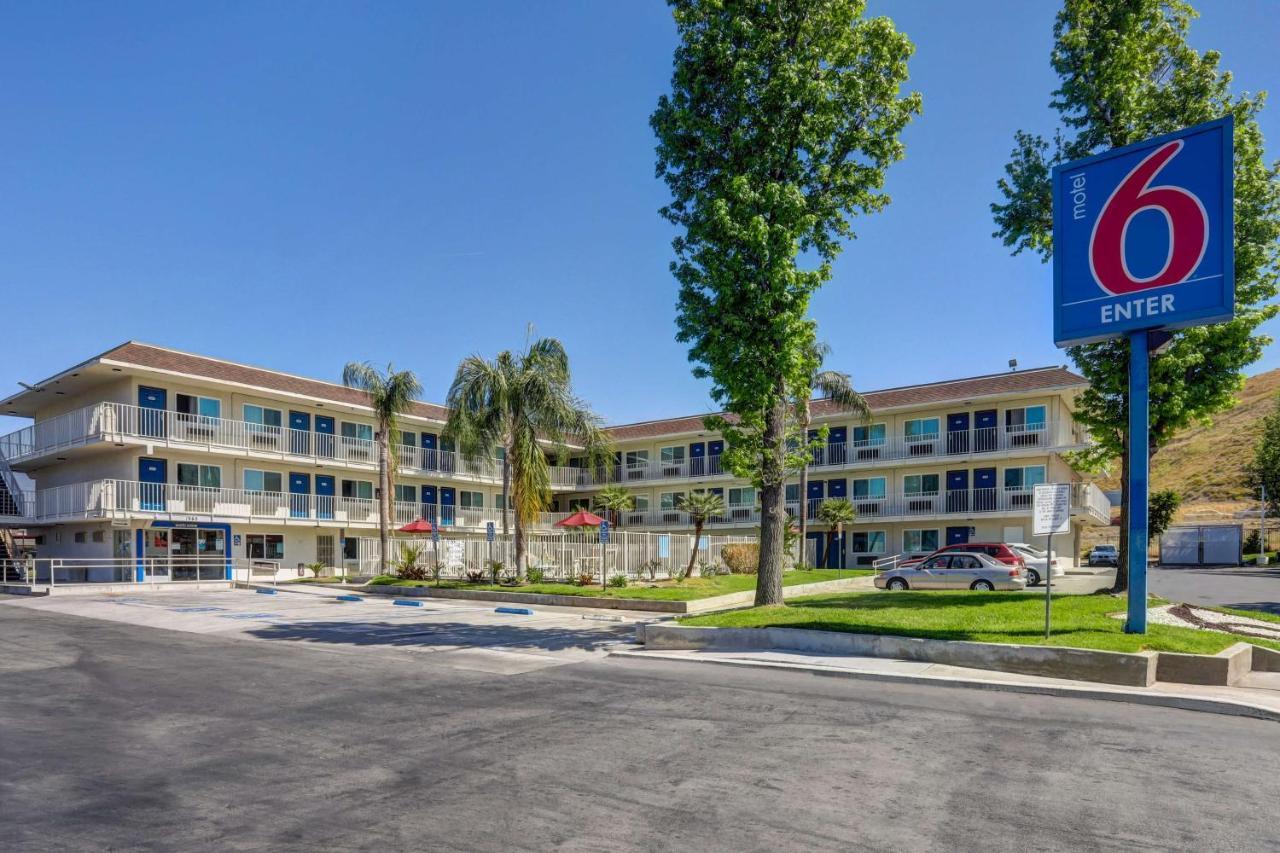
[577,572,597,587]
[608,574,627,588]
[1244,530,1262,554]
[464,570,487,583]
[305,562,325,578]
[721,544,759,574]
[526,566,545,584]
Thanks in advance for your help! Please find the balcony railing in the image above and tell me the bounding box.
[0,401,580,488]
[568,420,1089,488]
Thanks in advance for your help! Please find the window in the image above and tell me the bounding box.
[176,394,221,419]
[494,494,506,511]
[341,421,374,442]
[903,474,939,496]
[394,484,417,503]
[341,479,374,500]
[660,446,685,465]
[568,498,591,511]
[633,495,650,511]
[178,463,221,489]
[852,423,886,445]
[244,469,282,493]
[343,537,359,560]
[660,492,685,510]
[398,429,416,447]
[1006,406,1047,431]
[785,483,800,502]
[851,531,886,553]
[903,529,939,553]
[851,477,886,499]
[74,531,86,543]
[1004,465,1046,490]
[243,404,282,428]
[245,534,284,561]
[904,418,940,440]
[728,487,755,506]
[92,530,104,543]
[459,490,484,509]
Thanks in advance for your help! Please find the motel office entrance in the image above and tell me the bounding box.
[135,524,230,581]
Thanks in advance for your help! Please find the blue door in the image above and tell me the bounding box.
[947,412,970,455]
[807,479,824,521]
[946,526,971,545]
[946,469,969,512]
[138,386,167,438]
[826,531,845,568]
[689,442,706,477]
[439,486,455,526]
[315,475,335,520]
[289,411,311,456]
[315,416,335,458]
[807,429,821,465]
[422,433,438,471]
[827,478,847,499]
[139,457,167,511]
[289,473,310,518]
[421,485,437,525]
[974,467,997,511]
[828,426,847,466]
[708,440,724,474]
[975,410,998,452]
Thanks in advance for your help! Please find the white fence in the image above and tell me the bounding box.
[365,530,757,582]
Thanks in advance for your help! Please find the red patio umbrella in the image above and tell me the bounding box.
[397,518,435,533]
[554,510,604,529]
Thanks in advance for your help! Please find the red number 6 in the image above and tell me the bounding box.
[1088,140,1208,296]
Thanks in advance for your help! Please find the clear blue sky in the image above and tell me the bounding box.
[1,1,1276,433]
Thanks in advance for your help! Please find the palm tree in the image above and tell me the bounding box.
[795,342,870,566]
[678,490,727,581]
[816,497,856,570]
[594,484,635,529]
[444,337,609,579]
[342,362,423,577]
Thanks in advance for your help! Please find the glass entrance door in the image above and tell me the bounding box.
[170,528,226,580]
[144,529,171,581]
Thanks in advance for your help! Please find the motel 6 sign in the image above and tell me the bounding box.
[1053,117,1234,347]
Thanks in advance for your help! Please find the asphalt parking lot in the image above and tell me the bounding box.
[2,586,649,675]
[2,597,1277,852]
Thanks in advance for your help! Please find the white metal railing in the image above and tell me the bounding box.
[569,419,1089,487]
[0,400,581,489]
[1,556,232,586]
[1074,482,1112,524]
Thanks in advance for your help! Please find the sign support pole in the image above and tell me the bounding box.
[1044,530,1053,640]
[1126,330,1150,633]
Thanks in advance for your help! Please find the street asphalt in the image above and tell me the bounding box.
[1148,563,1280,614]
[1,602,1277,852]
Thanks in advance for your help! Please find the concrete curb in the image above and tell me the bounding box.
[352,574,874,614]
[1156,642,1254,686]
[609,649,1280,723]
[640,623,1158,686]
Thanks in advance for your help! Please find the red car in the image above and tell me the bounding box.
[900,542,1026,572]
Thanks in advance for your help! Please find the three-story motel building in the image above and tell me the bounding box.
[0,342,1111,580]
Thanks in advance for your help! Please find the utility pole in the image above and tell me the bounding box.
[1261,484,1269,566]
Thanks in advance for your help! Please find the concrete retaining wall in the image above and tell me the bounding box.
[1252,645,1280,673]
[638,624,1159,687]
[1156,643,1253,686]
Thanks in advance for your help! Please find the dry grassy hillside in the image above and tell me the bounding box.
[1095,367,1278,503]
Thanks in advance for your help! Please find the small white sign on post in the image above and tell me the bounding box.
[1033,484,1072,536]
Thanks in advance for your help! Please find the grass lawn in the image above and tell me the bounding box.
[678,589,1280,655]
[1208,605,1280,625]
[282,576,347,584]
[367,569,872,601]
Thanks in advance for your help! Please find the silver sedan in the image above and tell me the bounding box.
[875,551,1027,592]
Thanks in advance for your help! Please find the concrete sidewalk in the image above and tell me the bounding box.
[611,646,1280,722]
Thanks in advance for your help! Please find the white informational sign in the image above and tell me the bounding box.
[446,541,465,570]
[1033,484,1072,536]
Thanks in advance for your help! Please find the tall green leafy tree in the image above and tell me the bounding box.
[1246,395,1280,516]
[652,0,920,605]
[342,362,423,577]
[444,338,609,579]
[991,0,1280,592]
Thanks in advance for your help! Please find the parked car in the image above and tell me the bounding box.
[1007,543,1064,586]
[1088,544,1119,567]
[900,542,1027,572]
[875,551,1026,591]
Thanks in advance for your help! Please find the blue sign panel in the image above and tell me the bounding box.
[485,521,495,543]
[1053,117,1233,347]
[599,519,610,544]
